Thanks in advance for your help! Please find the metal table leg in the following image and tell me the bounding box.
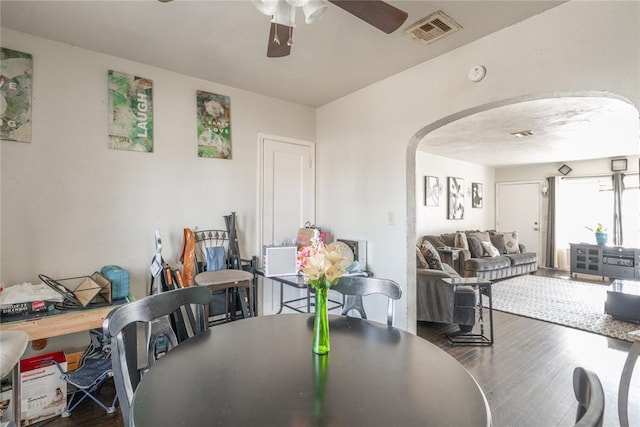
[619,334,640,427]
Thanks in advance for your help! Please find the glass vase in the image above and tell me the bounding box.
[312,285,330,355]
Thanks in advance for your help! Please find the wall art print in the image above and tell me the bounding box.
[425,176,440,207]
[472,182,483,208]
[447,177,465,220]
[108,70,154,152]
[0,47,33,143]
[197,90,231,159]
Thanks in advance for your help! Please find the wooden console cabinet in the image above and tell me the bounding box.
[570,243,640,280]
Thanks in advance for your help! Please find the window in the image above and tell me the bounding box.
[556,174,639,258]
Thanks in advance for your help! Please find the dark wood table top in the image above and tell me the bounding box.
[131,314,491,426]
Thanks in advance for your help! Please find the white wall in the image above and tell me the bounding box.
[0,28,316,300]
[416,152,495,240]
[316,1,640,332]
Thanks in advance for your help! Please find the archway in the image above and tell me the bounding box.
[405,91,640,332]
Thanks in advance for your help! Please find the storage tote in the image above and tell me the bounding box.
[100,265,130,300]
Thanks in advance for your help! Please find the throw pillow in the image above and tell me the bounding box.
[416,246,428,269]
[454,231,469,251]
[502,231,520,254]
[467,236,484,258]
[420,240,443,270]
[490,233,508,254]
[468,231,491,244]
[481,241,500,257]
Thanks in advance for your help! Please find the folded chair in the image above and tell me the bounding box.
[48,329,117,417]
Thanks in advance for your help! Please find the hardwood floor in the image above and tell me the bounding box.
[418,268,640,426]
[35,268,639,426]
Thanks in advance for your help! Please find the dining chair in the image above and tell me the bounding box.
[103,286,211,427]
[331,276,402,327]
[573,366,605,427]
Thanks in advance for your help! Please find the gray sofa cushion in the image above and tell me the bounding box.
[440,233,456,247]
[506,252,537,266]
[467,235,484,258]
[465,256,511,271]
[423,235,446,248]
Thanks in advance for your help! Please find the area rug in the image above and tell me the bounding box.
[484,275,639,341]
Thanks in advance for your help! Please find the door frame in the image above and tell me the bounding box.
[495,180,543,265]
[256,132,316,259]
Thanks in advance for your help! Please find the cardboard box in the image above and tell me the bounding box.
[64,351,84,372]
[19,352,67,426]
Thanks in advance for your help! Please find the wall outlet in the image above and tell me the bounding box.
[387,212,395,226]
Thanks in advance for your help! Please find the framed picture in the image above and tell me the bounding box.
[1,47,33,143]
[447,177,464,219]
[472,183,483,208]
[197,90,232,159]
[424,176,440,207]
[108,70,154,152]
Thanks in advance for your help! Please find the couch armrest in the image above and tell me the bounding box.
[518,243,527,253]
[417,268,452,279]
[458,249,472,263]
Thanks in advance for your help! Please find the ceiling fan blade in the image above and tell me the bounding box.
[267,22,293,58]
[329,0,408,34]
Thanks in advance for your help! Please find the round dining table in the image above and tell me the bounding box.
[131,313,491,426]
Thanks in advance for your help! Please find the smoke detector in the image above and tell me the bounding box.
[405,10,462,45]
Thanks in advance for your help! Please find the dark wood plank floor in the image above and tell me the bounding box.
[36,268,639,427]
[418,268,640,426]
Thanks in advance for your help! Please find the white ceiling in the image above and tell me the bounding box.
[2,1,638,166]
[0,0,565,107]
[418,97,640,167]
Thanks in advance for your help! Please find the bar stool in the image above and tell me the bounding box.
[1,331,29,426]
[195,269,254,323]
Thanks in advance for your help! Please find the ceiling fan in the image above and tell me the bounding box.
[158,0,408,58]
[255,0,409,57]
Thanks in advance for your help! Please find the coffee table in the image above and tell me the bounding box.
[442,277,494,346]
[605,279,640,323]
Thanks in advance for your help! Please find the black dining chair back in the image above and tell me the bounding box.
[332,276,402,327]
[573,366,605,427]
[103,286,211,427]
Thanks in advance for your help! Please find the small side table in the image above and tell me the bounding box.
[437,247,462,273]
[442,277,494,346]
[618,329,640,427]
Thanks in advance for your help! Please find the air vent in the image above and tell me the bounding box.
[405,11,462,44]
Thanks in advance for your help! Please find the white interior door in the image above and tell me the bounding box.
[259,134,315,314]
[496,181,542,264]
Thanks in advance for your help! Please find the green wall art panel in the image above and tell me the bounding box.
[108,70,154,152]
[0,47,33,143]
[196,90,231,159]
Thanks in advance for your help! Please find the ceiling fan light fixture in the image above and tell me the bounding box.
[302,0,329,24]
[272,2,296,27]
[286,0,310,7]
[253,0,279,16]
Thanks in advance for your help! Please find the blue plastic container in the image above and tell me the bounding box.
[100,265,130,300]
